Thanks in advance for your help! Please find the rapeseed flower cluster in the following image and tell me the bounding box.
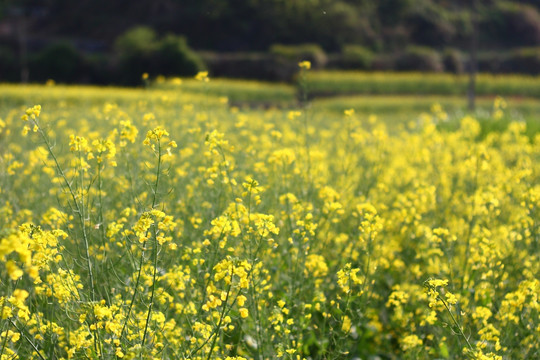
[0,81,538,359]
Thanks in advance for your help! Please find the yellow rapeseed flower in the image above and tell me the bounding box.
[298,61,311,70]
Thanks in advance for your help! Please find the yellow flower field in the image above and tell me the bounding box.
[0,78,538,359]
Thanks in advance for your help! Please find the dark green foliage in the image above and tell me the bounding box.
[200,52,278,81]
[477,48,540,74]
[2,0,540,84]
[269,44,327,69]
[404,3,457,47]
[0,45,18,82]
[377,0,414,26]
[396,46,444,72]
[84,52,114,85]
[114,26,157,84]
[477,51,506,73]
[269,44,327,81]
[341,45,375,70]
[3,1,540,54]
[501,47,540,74]
[114,26,205,85]
[114,26,158,56]
[483,1,540,47]
[443,48,465,74]
[29,41,83,83]
[154,34,205,77]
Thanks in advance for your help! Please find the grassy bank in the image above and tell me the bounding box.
[304,71,540,98]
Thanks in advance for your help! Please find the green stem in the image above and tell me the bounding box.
[205,270,234,360]
[120,249,145,341]
[140,141,162,355]
[35,123,96,301]
[9,319,46,360]
[121,140,162,344]
[188,274,234,359]
[0,283,12,359]
[437,293,475,352]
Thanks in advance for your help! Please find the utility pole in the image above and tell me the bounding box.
[467,0,478,112]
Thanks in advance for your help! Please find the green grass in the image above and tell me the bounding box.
[311,94,539,116]
[304,71,540,98]
[154,78,296,105]
[0,83,215,109]
[310,94,540,139]
[148,73,540,111]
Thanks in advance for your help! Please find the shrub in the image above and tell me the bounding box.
[84,52,114,85]
[443,48,465,74]
[269,44,327,81]
[201,52,277,80]
[477,52,506,73]
[476,48,540,75]
[395,46,443,72]
[405,5,456,47]
[115,26,158,57]
[482,1,540,47]
[308,1,377,51]
[154,34,205,77]
[114,26,158,85]
[501,47,540,74]
[341,45,374,70]
[114,26,204,85]
[29,41,83,83]
[270,44,327,69]
[371,53,396,71]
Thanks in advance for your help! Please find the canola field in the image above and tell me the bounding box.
[0,74,539,359]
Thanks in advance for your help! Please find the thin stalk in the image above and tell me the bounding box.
[437,294,474,353]
[121,140,162,343]
[93,326,105,360]
[140,141,163,354]
[9,320,46,360]
[151,141,163,210]
[120,251,145,340]
[188,276,234,358]
[34,122,96,301]
[140,220,160,353]
[97,161,107,250]
[96,160,113,305]
[205,270,234,360]
[0,323,8,359]
[0,282,13,359]
[78,148,96,302]
[243,188,262,360]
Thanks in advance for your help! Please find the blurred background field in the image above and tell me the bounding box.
[303,71,540,98]
[1,79,539,139]
[1,0,539,121]
[1,0,539,85]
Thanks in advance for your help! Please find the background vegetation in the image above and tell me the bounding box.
[0,0,539,84]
